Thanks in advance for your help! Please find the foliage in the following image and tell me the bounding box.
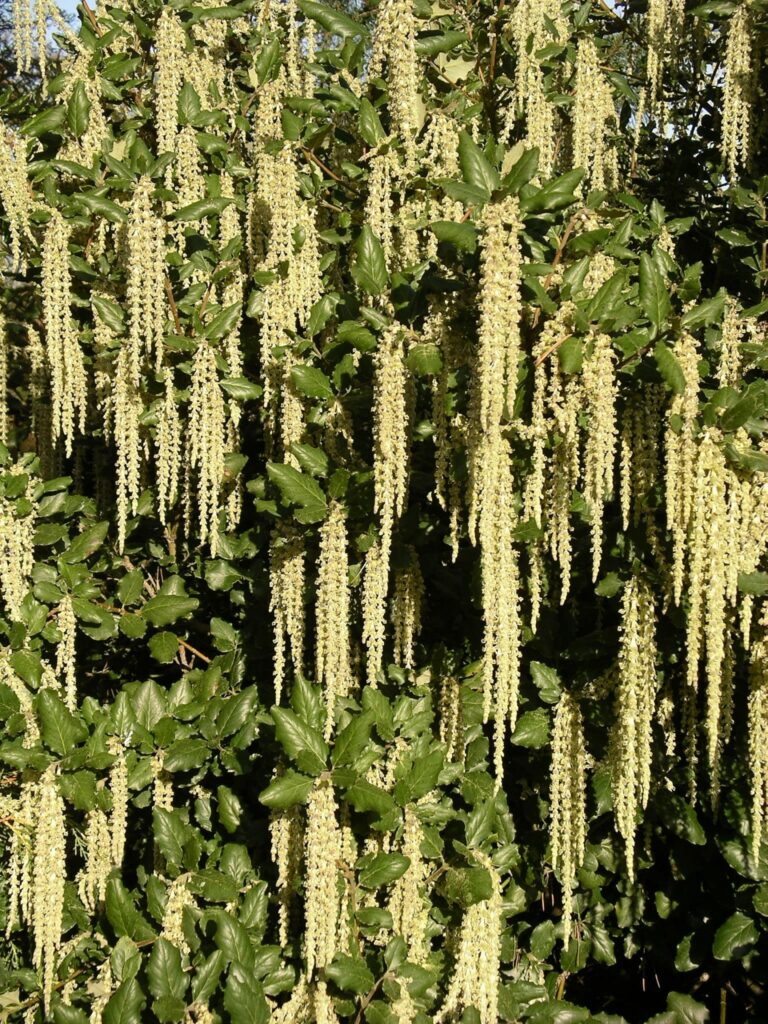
[0,1,766,1022]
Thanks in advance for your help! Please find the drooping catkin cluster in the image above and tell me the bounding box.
[108,736,128,868]
[42,209,88,456]
[363,327,412,683]
[0,120,31,272]
[718,297,745,388]
[78,809,112,914]
[646,0,685,108]
[572,37,618,191]
[391,547,423,671]
[435,851,502,1024]
[270,799,304,947]
[155,8,186,154]
[508,0,567,178]
[304,777,344,977]
[127,177,167,380]
[611,575,657,881]
[368,0,420,160]
[32,767,67,1015]
[721,2,755,177]
[1,656,39,746]
[0,478,36,621]
[582,333,618,581]
[549,691,587,945]
[4,774,37,937]
[113,346,143,552]
[270,530,306,705]
[188,339,227,554]
[160,875,196,957]
[155,369,182,526]
[315,503,353,736]
[748,605,768,865]
[388,806,430,963]
[56,593,78,711]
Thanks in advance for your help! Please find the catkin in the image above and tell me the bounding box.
[722,3,754,177]
[391,547,424,671]
[56,594,78,712]
[127,177,167,380]
[114,346,143,552]
[270,801,304,947]
[155,9,186,154]
[388,806,430,963]
[749,606,768,866]
[0,120,31,271]
[32,767,67,1015]
[435,851,502,1024]
[108,736,129,868]
[611,575,657,881]
[582,333,618,581]
[304,777,343,977]
[315,503,353,737]
[270,530,306,705]
[572,37,618,191]
[78,809,112,914]
[188,339,226,554]
[550,691,587,945]
[42,209,88,455]
[368,0,420,162]
[0,478,36,621]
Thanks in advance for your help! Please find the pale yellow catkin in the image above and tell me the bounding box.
[646,0,685,108]
[0,480,36,622]
[582,333,618,581]
[547,334,581,603]
[362,540,390,688]
[315,503,354,737]
[722,2,754,177]
[391,547,424,671]
[368,0,420,164]
[127,177,167,380]
[718,297,744,388]
[155,8,186,154]
[32,766,67,1016]
[748,605,768,866]
[1,656,39,747]
[42,209,88,455]
[0,120,31,271]
[365,151,395,270]
[108,736,128,868]
[269,530,306,705]
[611,575,657,881]
[549,691,587,946]
[77,808,112,914]
[572,37,618,191]
[56,593,77,712]
[388,806,430,963]
[160,875,196,957]
[156,369,182,526]
[270,800,303,947]
[113,345,143,552]
[435,851,502,1024]
[188,339,226,554]
[304,777,343,977]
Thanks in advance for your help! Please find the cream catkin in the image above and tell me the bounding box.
[188,339,226,554]
[113,346,143,552]
[391,547,424,671]
[572,37,618,191]
[549,691,587,946]
[127,177,167,380]
[0,478,36,621]
[368,0,420,163]
[270,801,304,947]
[388,806,430,963]
[42,209,88,455]
[108,736,128,869]
[721,2,754,177]
[78,809,112,914]
[611,575,657,881]
[582,333,618,581]
[32,766,67,1015]
[0,120,31,271]
[304,777,343,977]
[748,605,768,866]
[270,530,306,705]
[435,851,502,1024]
[56,594,78,712]
[156,369,182,526]
[155,8,186,155]
[315,502,354,737]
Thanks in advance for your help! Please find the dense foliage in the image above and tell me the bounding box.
[0,0,767,1021]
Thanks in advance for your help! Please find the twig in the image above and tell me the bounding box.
[353,970,392,1024]
[164,275,182,335]
[301,147,360,193]
[81,0,102,37]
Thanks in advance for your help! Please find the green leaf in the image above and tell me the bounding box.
[267,462,328,523]
[358,852,411,889]
[24,106,67,138]
[224,966,269,1024]
[407,343,443,376]
[738,572,768,596]
[148,631,178,663]
[174,196,232,221]
[191,950,227,1004]
[720,393,756,432]
[105,879,156,942]
[458,131,500,194]
[178,82,201,124]
[93,294,127,334]
[142,595,199,627]
[393,749,443,805]
[298,0,365,38]
[712,911,758,960]
[523,169,583,213]
[271,707,329,775]
[332,710,375,766]
[147,939,187,1004]
[502,147,540,194]
[325,954,375,994]
[414,29,467,56]
[259,769,314,808]
[204,302,242,341]
[164,738,209,772]
[429,220,478,252]
[103,979,145,1024]
[359,98,385,147]
[509,709,549,748]
[152,807,185,867]
[351,226,388,295]
[290,365,334,399]
[291,443,329,478]
[67,80,91,139]
[640,253,671,329]
[61,521,109,562]
[654,342,686,395]
[220,377,262,402]
[37,689,87,754]
[78,194,129,223]
[680,292,725,330]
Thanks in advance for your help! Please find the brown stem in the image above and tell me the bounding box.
[164,275,183,335]
[81,0,102,37]
[353,970,391,1024]
[301,147,359,193]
